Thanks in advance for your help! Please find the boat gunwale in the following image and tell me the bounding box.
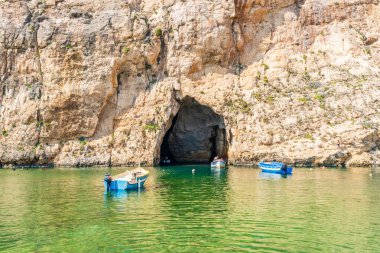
[113,168,149,180]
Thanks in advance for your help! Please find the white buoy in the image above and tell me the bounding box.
[192,169,195,174]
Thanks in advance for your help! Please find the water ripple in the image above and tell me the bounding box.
[0,166,379,252]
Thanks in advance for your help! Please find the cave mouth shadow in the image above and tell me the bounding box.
[160,97,227,165]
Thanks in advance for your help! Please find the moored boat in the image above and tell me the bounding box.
[211,160,226,169]
[258,162,293,175]
[160,156,171,166]
[104,168,149,190]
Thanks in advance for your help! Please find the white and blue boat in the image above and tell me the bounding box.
[258,162,293,175]
[104,168,149,191]
[211,160,226,169]
[160,157,171,166]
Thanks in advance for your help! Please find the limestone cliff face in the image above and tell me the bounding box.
[0,0,379,167]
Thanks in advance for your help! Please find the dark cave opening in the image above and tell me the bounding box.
[160,97,227,165]
[160,114,178,164]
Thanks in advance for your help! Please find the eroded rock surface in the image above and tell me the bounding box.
[0,0,379,167]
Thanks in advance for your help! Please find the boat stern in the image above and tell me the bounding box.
[285,167,293,175]
[211,161,226,168]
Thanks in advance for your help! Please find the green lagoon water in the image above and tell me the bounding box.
[1,165,380,252]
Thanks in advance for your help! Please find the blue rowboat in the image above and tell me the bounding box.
[258,162,293,175]
[211,160,226,169]
[104,168,149,191]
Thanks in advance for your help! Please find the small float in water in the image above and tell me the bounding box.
[259,162,293,175]
[211,158,227,169]
[104,168,149,191]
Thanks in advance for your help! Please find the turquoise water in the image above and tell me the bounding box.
[0,165,380,252]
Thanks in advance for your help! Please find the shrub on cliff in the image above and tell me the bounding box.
[143,123,160,132]
[123,47,130,54]
[154,28,163,37]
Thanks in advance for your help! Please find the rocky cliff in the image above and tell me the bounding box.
[1,0,379,167]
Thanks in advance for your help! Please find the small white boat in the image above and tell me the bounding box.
[161,158,171,166]
[211,160,226,169]
[104,168,149,190]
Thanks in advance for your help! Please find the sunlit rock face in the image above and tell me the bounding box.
[163,97,226,164]
[0,0,380,167]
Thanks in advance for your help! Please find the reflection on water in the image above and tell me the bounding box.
[104,188,146,201]
[0,166,380,252]
[259,172,289,180]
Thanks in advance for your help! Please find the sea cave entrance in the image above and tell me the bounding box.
[160,97,227,164]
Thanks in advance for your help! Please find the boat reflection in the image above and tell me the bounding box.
[104,188,145,201]
[259,172,290,180]
[211,167,227,175]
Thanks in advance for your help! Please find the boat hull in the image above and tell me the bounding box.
[104,174,149,191]
[261,167,293,175]
[211,161,226,169]
[160,160,171,166]
[259,162,293,175]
